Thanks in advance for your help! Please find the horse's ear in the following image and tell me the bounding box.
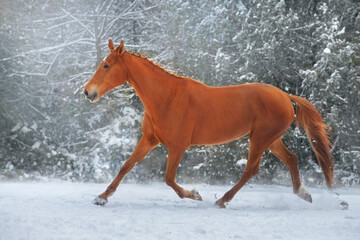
[108,39,115,51]
[115,40,125,55]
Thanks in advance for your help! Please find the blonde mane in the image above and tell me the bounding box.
[126,51,184,79]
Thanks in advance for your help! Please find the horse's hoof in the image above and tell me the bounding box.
[339,200,349,210]
[297,192,312,203]
[304,193,312,203]
[93,196,108,206]
[191,189,202,201]
[215,199,226,208]
[296,184,312,203]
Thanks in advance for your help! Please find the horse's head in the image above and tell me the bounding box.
[83,39,127,102]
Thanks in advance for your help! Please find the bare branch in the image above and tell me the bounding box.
[61,8,95,38]
[10,48,62,77]
[99,0,115,37]
[1,38,95,61]
[28,103,50,120]
[32,15,68,23]
[120,0,141,16]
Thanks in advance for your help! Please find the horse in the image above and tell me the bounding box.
[83,39,334,208]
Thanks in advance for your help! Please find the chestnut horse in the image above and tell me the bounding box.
[83,39,333,208]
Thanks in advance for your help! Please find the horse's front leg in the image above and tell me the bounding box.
[164,147,202,201]
[93,135,159,205]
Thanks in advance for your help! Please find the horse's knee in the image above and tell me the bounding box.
[251,166,260,176]
[119,165,129,176]
[244,165,260,177]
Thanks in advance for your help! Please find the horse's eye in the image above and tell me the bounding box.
[104,64,109,68]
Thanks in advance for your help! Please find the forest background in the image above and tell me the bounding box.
[0,0,359,186]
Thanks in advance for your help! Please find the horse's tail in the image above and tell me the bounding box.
[288,95,334,188]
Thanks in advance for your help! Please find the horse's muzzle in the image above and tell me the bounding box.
[83,89,98,102]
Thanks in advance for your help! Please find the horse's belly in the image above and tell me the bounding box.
[190,118,251,145]
[188,84,257,145]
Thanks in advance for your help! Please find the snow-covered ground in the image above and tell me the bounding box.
[0,182,359,240]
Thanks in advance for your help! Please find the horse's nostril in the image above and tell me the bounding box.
[83,88,98,102]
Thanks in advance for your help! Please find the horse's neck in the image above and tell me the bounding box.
[124,52,179,112]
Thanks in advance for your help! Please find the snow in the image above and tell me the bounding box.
[236,158,247,166]
[323,48,331,54]
[31,141,41,149]
[11,123,21,132]
[0,182,359,240]
[193,163,205,170]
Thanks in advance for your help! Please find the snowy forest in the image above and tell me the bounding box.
[0,0,359,186]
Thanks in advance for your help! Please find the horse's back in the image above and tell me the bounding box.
[244,83,294,123]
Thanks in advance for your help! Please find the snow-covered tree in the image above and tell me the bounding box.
[1,0,359,185]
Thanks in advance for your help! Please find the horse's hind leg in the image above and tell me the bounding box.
[164,147,202,201]
[215,128,278,208]
[268,138,312,202]
[215,140,266,208]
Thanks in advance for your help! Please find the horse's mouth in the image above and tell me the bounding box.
[88,92,98,102]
